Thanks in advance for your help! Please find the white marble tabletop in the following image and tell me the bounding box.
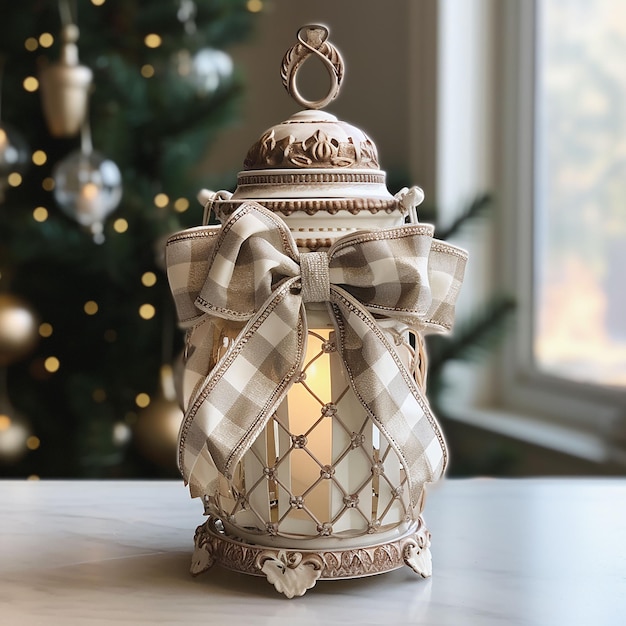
[1,478,625,625]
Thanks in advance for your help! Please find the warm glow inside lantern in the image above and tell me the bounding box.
[166,25,467,598]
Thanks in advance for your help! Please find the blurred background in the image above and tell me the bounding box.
[1,0,625,479]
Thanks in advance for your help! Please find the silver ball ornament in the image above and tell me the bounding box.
[0,122,29,201]
[53,149,122,243]
[175,48,233,95]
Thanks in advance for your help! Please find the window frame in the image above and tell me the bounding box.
[432,0,626,470]
[493,0,626,465]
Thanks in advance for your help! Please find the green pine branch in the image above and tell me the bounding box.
[437,193,493,240]
[426,292,517,385]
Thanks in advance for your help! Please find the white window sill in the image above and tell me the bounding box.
[440,399,626,470]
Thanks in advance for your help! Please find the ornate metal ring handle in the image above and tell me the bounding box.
[280,24,344,110]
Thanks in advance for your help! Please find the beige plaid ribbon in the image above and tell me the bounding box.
[166,201,467,507]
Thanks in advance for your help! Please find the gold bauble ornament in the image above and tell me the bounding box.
[0,395,31,464]
[134,365,183,468]
[0,293,39,367]
[39,23,93,138]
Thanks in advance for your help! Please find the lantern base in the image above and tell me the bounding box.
[190,515,433,598]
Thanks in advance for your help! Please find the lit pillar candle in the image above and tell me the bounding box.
[329,329,374,535]
[277,328,332,535]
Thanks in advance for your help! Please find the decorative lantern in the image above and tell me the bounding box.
[165,25,467,598]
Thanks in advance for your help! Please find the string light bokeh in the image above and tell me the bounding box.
[0,0,259,475]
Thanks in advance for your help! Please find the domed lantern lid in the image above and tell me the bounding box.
[208,25,422,232]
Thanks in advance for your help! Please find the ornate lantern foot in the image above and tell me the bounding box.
[256,550,324,598]
[403,533,433,578]
[190,524,216,576]
[189,516,433,597]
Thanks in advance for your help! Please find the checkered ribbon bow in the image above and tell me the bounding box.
[166,201,467,506]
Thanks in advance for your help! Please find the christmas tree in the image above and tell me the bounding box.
[0,0,257,477]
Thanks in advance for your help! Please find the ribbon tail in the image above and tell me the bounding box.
[329,288,447,508]
[179,278,306,487]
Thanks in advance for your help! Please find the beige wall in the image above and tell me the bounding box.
[203,0,438,197]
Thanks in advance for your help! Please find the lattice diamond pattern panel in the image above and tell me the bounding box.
[213,328,424,540]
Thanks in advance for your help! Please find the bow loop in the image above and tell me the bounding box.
[327,226,436,321]
[196,202,300,320]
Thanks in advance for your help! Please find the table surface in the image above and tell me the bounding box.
[1,478,625,626]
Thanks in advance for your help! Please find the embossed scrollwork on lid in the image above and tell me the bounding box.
[243,125,380,170]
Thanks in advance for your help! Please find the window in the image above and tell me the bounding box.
[494,0,626,463]
[436,0,626,467]
[534,0,626,388]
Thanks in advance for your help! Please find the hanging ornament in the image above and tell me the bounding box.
[174,48,234,95]
[177,0,198,35]
[0,58,30,202]
[0,121,29,203]
[0,293,39,367]
[173,2,233,96]
[53,122,122,244]
[134,364,183,469]
[39,0,92,137]
[0,394,31,465]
